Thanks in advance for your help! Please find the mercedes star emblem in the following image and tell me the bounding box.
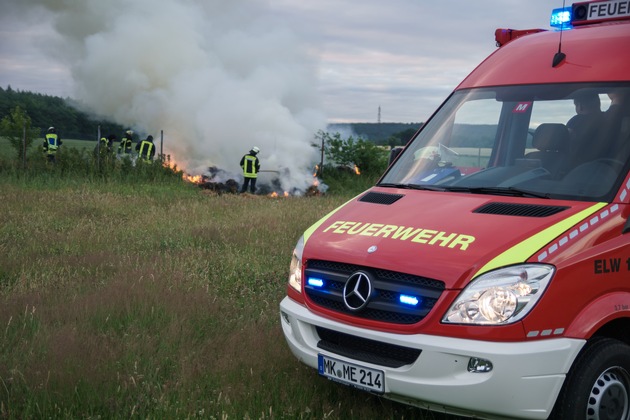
[343,271,373,311]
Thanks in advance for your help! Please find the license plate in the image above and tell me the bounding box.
[318,354,385,394]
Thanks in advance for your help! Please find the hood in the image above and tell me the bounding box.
[304,187,601,289]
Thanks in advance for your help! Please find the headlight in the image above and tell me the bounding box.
[443,264,554,325]
[288,236,305,293]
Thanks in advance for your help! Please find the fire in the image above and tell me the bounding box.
[354,165,361,175]
[269,191,290,198]
[312,167,320,187]
[167,156,204,184]
[183,173,203,184]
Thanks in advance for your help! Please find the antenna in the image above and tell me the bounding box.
[552,0,567,67]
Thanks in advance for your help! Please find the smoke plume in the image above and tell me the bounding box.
[5,0,326,192]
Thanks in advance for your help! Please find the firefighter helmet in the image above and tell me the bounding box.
[252,146,260,154]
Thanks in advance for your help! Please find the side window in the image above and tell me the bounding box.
[449,99,501,170]
[527,100,577,151]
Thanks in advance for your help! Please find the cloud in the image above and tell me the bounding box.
[267,0,555,122]
[0,4,72,96]
[0,0,557,128]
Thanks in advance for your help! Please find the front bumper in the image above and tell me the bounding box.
[280,297,584,420]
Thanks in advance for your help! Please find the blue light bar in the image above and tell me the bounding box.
[550,7,573,28]
[307,278,324,288]
[399,294,420,307]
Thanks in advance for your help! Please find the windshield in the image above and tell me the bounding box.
[380,83,630,202]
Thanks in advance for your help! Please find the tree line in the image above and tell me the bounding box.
[327,122,422,147]
[0,85,429,146]
[0,86,125,140]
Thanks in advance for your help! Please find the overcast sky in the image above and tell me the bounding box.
[0,1,556,124]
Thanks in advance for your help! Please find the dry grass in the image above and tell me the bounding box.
[0,180,457,419]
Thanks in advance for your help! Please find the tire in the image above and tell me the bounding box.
[551,337,630,420]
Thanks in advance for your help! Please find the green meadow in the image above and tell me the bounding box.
[0,139,458,419]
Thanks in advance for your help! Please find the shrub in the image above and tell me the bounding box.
[314,130,388,176]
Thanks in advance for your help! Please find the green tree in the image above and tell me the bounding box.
[315,130,388,175]
[0,105,40,161]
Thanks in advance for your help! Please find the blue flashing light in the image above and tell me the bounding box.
[550,7,573,29]
[399,294,420,307]
[307,278,324,288]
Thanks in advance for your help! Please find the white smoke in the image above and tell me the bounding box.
[5,0,326,192]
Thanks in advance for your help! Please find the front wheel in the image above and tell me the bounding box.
[551,337,630,420]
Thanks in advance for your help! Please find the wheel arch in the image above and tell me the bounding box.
[564,292,630,343]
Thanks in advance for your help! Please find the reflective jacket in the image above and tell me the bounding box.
[44,133,60,155]
[137,140,155,162]
[240,154,260,178]
[100,137,113,151]
[118,136,133,155]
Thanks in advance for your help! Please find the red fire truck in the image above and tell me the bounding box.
[279,1,630,419]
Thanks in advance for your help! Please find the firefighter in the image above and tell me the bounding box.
[43,126,62,163]
[240,146,260,194]
[136,135,156,163]
[117,130,134,157]
[95,134,116,155]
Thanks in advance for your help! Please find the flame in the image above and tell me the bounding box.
[268,191,290,198]
[354,165,361,175]
[163,157,180,171]
[166,155,203,184]
[183,174,203,184]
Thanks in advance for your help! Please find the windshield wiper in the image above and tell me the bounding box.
[444,186,550,199]
[378,182,447,192]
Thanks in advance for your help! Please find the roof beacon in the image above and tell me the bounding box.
[550,7,572,29]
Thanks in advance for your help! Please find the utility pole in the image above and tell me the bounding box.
[22,123,26,170]
[319,134,325,178]
[97,125,101,171]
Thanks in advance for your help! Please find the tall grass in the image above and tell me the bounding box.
[0,153,456,419]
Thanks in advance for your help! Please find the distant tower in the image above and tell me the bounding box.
[378,105,381,124]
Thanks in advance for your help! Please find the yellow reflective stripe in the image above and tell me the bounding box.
[473,202,608,278]
[140,141,153,157]
[243,156,257,177]
[303,196,358,245]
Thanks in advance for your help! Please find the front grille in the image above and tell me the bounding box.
[317,327,421,368]
[304,260,445,325]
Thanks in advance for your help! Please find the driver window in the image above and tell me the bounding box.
[528,99,581,150]
[528,95,611,174]
[448,99,501,171]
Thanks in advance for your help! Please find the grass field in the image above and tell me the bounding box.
[0,137,95,159]
[0,158,464,419]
